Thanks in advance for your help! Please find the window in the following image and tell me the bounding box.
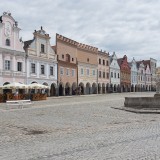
[93,70,95,76]
[103,60,105,65]
[72,58,74,61]
[66,54,70,62]
[81,68,84,75]
[114,72,116,78]
[99,59,101,64]
[118,73,120,78]
[41,65,45,74]
[17,62,22,71]
[87,58,89,62]
[103,72,105,78]
[72,69,75,76]
[31,63,35,73]
[41,44,45,53]
[141,70,143,74]
[6,39,10,46]
[66,68,70,76]
[5,60,10,70]
[106,72,109,79]
[50,66,53,75]
[62,54,64,59]
[87,69,89,75]
[60,67,64,75]
[106,60,109,66]
[111,72,113,78]
[99,71,101,78]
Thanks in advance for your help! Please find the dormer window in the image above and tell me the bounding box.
[41,44,45,53]
[6,39,10,46]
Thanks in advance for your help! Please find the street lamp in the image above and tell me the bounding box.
[151,74,152,91]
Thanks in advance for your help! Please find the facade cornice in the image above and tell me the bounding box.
[27,56,58,63]
[77,62,97,67]
[0,47,25,56]
[58,60,77,67]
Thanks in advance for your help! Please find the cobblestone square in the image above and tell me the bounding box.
[1,92,160,160]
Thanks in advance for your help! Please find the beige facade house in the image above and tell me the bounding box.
[77,43,98,95]
[98,50,110,94]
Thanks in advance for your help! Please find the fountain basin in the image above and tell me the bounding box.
[124,96,160,110]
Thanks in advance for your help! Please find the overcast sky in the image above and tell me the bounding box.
[1,0,160,66]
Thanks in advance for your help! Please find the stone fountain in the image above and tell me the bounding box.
[123,68,160,113]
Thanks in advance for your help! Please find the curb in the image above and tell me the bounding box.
[111,106,160,114]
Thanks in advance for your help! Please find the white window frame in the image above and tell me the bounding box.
[17,62,22,72]
[50,66,54,76]
[86,68,89,76]
[41,65,45,75]
[31,63,36,74]
[66,68,70,76]
[41,44,45,53]
[60,67,64,75]
[72,69,75,77]
[81,68,84,75]
[92,70,95,76]
[5,60,11,70]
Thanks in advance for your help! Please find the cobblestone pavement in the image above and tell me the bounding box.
[1,92,160,160]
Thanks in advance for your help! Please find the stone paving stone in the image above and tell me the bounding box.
[1,92,160,160]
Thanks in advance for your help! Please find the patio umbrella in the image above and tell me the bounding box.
[2,82,28,89]
[28,83,49,89]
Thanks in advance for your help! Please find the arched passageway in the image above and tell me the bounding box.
[106,83,109,93]
[50,83,56,96]
[86,83,91,95]
[59,83,64,96]
[131,85,134,92]
[92,83,97,94]
[98,83,101,94]
[110,84,113,93]
[79,82,84,95]
[113,84,117,92]
[102,83,105,94]
[65,82,71,96]
[72,82,77,95]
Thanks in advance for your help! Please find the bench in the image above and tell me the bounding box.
[6,99,32,109]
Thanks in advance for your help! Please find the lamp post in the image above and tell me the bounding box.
[151,74,152,91]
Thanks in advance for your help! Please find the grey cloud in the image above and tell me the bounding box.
[0,0,160,65]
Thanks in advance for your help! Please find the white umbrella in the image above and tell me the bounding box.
[2,82,28,89]
[28,83,49,89]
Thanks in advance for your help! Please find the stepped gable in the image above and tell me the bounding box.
[117,58,123,67]
[77,42,98,53]
[118,55,130,68]
[56,33,78,46]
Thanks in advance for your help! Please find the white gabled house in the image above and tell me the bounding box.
[109,52,120,92]
[24,27,57,96]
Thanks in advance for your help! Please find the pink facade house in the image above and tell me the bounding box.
[98,50,110,94]
[0,12,26,86]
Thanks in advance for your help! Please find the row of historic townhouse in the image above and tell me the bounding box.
[0,12,157,97]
